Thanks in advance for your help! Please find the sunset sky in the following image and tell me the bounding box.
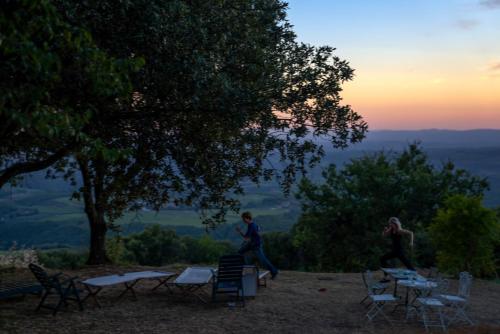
[287,0,500,130]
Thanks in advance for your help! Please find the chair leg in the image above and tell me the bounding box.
[438,308,447,332]
[360,295,369,304]
[70,282,84,311]
[240,285,245,307]
[53,294,65,316]
[36,289,51,311]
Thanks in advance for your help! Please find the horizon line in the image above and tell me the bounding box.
[368,128,500,132]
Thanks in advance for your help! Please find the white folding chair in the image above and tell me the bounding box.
[360,270,389,307]
[364,270,397,323]
[439,272,474,326]
[410,277,449,332]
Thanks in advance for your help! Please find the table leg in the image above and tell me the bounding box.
[81,285,102,308]
[152,276,174,294]
[117,280,139,301]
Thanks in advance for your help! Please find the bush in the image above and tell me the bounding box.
[121,224,235,266]
[38,250,87,270]
[123,225,184,266]
[181,235,236,264]
[413,230,436,269]
[429,195,500,278]
[106,235,129,265]
[262,232,300,270]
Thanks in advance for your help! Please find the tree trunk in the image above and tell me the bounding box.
[78,156,110,265]
[87,212,109,265]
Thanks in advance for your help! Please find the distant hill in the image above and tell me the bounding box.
[313,129,500,151]
[1,129,500,249]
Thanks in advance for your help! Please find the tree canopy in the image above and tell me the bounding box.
[293,144,489,272]
[49,0,366,264]
[0,0,138,188]
[429,195,499,277]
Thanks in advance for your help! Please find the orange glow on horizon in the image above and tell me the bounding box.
[341,69,500,130]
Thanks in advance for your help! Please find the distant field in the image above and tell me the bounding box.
[2,141,500,249]
[0,186,297,249]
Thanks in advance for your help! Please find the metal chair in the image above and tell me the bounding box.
[360,270,388,307]
[364,270,397,323]
[212,255,245,306]
[29,263,83,315]
[410,277,449,332]
[439,272,474,326]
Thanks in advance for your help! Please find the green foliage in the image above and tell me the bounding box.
[180,235,236,264]
[37,250,87,270]
[52,0,366,264]
[429,195,500,278]
[262,232,300,270]
[293,144,489,272]
[123,225,184,266]
[105,235,129,266]
[120,224,235,266]
[0,0,137,188]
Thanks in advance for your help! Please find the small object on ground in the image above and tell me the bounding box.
[317,277,334,281]
[318,288,327,292]
[227,302,236,309]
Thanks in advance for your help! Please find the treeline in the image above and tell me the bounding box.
[262,144,500,278]
[38,224,236,269]
[37,144,500,278]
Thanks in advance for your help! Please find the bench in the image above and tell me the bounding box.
[258,270,270,287]
[0,279,43,300]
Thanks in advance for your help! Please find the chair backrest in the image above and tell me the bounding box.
[216,255,244,284]
[431,277,449,296]
[29,263,57,290]
[361,271,369,289]
[427,267,440,279]
[458,272,472,299]
[363,270,376,295]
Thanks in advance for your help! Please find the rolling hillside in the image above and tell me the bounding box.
[1,130,500,249]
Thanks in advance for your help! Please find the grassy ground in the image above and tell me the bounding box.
[1,267,499,334]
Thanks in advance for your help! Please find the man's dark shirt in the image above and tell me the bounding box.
[244,222,261,248]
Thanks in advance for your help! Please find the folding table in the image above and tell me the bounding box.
[81,271,175,307]
[172,267,215,303]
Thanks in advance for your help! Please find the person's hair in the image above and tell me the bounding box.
[241,211,252,220]
[388,217,402,230]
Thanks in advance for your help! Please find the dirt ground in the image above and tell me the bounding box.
[1,265,499,334]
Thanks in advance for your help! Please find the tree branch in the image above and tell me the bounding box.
[0,146,72,189]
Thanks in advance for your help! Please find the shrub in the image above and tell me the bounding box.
[37,250,87,270]
[123,225,184,266]
[181,235,236,264]
[262,232,300,270]
[429,195,500,278]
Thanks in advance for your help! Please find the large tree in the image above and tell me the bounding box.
[55,0,367,264]
[0,0,137,188]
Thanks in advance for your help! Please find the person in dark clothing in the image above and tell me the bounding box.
[380,217,415,282]
[236,211,278,279]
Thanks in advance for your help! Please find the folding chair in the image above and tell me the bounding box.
[364,270,397,323]
[29,263,83,316]
[410,277,449,332]
[360,270,388,307]
[439,272,474,326]
[212,255,245,306]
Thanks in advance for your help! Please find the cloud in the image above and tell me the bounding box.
[454,19,479,30]
[488,62,500,71]
[479,0,500,9]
